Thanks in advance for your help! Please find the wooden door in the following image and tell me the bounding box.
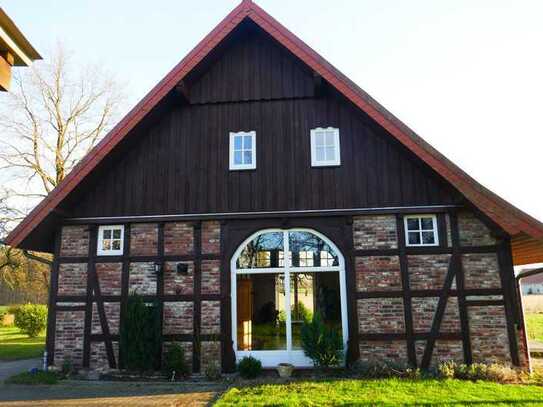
[237,278,253,350]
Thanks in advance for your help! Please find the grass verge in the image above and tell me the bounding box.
[526,313,543,342]
[4,370,58,385]
[215,378,543,406]
[0,325,46,361]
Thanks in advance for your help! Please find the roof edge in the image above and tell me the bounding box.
[5,0,543,251]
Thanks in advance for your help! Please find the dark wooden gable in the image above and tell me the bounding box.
[64,22,462,219]
[186,20,315,104]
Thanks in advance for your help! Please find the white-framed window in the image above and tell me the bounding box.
[310,127,340,167]
[404,215,439,247]
[229,131,256,170]
[97,225,124,255]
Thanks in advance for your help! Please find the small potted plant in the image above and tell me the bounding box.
[276,362,294,378]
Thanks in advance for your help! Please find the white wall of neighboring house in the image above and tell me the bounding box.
[521,282,543,295]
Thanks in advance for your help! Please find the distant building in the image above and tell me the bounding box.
[0,8,41,91]
[520,272,543,295]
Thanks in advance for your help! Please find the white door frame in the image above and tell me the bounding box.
[230,227,348,368]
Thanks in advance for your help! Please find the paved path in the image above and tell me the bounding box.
[0,381,226,406]
[0,359,40,383]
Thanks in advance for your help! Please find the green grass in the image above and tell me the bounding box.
[4,370,58,385]
[526,313,543,342]
[0,325,45,361]
[215,378,543,406]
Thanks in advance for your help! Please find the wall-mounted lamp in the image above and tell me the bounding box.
[154,262,162,275]
[176,263,189,275]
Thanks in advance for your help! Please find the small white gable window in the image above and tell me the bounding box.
[97,225,124,255]
[404,215,439,247]
[310,127,341,167]
[229,131,256,170]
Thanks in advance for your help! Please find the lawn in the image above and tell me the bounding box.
[526,313,543,342]
[0,325,46,361]
[215,378,543,406]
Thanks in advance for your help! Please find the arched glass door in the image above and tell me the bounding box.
[231,228,348,367]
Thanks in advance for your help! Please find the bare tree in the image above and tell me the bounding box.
[0,44,124,201]
[0,44,125,292]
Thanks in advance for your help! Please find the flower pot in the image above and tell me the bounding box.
[277,363,294,378]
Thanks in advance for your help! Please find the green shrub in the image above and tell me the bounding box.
[237,356,262,379]
[436,360,519,383]
[0,309,6,322]
[437,360,456,379]
[205,361,222,380]
[120,294,162,371]
[162,344,190,380]
[300,313,343,368]
[278,303,313,324]
[13,304,47,337]
[5,370,58,385]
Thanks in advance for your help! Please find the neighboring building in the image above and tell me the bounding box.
[5,0,543,373]
[519,270,543,295]
[0,7,41,91]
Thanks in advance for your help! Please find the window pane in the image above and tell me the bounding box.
[112,240,121,250]
[237,232,284,268]
[290,272,342,350]
[315,132,325,147]
[237,273,286,351]
[103,229,112,239]
[234,135,243,150]
[243,150,252,164]
[113,229,122,239]
[325,131,335,146]
[316,146,325,162]
[243,135,252,149]
[325,146,335,161]
[421,217,434,230]
[422,231,436,244]
[289,231,338,268]
[406,218,420,231]
[102,240,111,251]
[408,231,421,245]
[234,150,243,165]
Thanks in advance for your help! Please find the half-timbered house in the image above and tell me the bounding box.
[6,0,543,373]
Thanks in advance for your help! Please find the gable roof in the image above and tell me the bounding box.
[5,0,543,264]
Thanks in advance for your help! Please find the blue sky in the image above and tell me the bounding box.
[3,0,543,221]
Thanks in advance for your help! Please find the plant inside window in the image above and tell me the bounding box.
[98,225,124,255]
[405,215,439,246]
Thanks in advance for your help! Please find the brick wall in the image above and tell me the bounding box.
[53,220,223,373]
[352,212,520,369]
[353,215,397,250]
[58,263,87,295]
[357,298,405,334]
[54,310,85,367]
[130,223,158,255]
[60,226,89,257]
[163,302,194,335]
[359,341,407,364]
[356,256,401,292]
[164,222,194,255]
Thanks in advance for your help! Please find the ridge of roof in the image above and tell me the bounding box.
[5,0,543,254]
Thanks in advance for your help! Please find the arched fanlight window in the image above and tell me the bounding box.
[235,230,339,270]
